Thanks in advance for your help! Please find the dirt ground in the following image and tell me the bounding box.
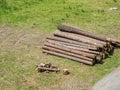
[2,26,120,90]
[0,26,46,55]
[0,26,92,90]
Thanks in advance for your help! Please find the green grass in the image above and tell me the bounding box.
[0,0,120,90]
[1,0,120,33]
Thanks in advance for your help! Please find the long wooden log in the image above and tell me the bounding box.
[45,42,103,61]
[54,30,105,48]
[47,36,99,50]
[66,32,107,46]
[43,45,94,62]
[46,39,98,50]
[46,39,105,56]
[54,30,108,52]
[37,67,60,72]
[47,36,98,48]
[58,24,107,42]
[45,41,101,55]
[44,42,103,61]
[60,30,107,47]
[58,24,120,45]
[43,50,94,65]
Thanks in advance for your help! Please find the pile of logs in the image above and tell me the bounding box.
[42,24,120,65]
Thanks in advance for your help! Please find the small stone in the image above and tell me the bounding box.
[109,7,118,11]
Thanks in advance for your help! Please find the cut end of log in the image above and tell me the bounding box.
[63,69,70,75]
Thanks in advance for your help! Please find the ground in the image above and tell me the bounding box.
[0,26,120,90]
[93,67,120,90]
[0,0,120,90]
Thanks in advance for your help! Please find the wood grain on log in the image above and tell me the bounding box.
[44,42,98,59]
[46,39,98,50]
[47,36,98,49]
[54,30,105,47]
[43,50,94,65]
[43,45,94,62]
[58,23,107,41]
[58,23,120,45]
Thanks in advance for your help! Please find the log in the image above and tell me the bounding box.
[37,67,60,72]
[46,39,98,50]
[43,50,94,65]
[58,24,120,45]
[47,36,98,49]
[44,42,100,59]
[44,42,96,58]
[46,39,104,55]
[45,42,102,55]
[63,69,70,75]
[54,30,105,48]
[43,45,94,62]
[58,23,107,42]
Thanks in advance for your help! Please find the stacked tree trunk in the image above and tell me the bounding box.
[42,24,120,65]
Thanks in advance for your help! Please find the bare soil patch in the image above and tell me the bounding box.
[0,26,47,55]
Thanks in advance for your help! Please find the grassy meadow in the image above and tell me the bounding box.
[0,0,120,90]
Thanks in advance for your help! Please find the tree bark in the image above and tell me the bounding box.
[58,24,120,45]
[46,39,98,50]
[54,30,105,48]
[43,45,94,62]
[44,42,98,59]
[47,36,99,50]
[58,23,107,42]
[43,50,94,65]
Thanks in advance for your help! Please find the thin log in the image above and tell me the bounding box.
[58,23,120,45]
[43,45,94,62]
[44,42,97,59]
[37,67,60,72]
[54,30,105,48]
[44,42,103,61]
[58,23,107,42]
[46,39,103,55]
[45,40,101,55]
[47,36,98,49]
[46,39,98,50]
[43,50,94,65]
